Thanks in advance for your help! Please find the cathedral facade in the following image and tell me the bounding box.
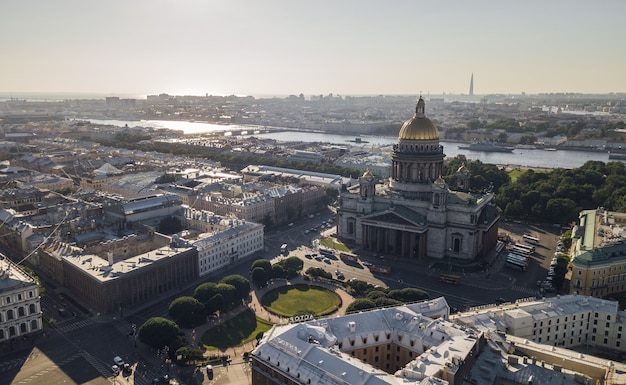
[336,97,500,261]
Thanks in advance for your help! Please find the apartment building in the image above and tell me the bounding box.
[252,296,626,385]
[570,209,626,297]
[0,256,42,343]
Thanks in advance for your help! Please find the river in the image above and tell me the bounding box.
[87,119,613,169]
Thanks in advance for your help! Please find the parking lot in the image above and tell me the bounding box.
[498,221,567,293]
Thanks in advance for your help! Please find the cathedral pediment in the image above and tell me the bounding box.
[361,205,426,227]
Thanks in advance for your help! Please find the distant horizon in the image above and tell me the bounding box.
[2,90,626,102]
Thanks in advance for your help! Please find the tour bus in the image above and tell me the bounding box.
[319,247,335,257]
[522,234,540,244]
[506,256,527,271]
[339,252,358,262]
[509,246,531,257]
[507,253,528,264]
[439,273,462,284]
[514,243,535,254]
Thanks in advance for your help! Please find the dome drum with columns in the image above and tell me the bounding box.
[337,96,500,263]
[390,97,446,193]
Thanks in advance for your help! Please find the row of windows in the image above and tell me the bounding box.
[591,266,626,275]
[1,304,39,321]
[0,319,40,340]
[2,290,36,306]
[339,333,428,350]
[199,239,263,263]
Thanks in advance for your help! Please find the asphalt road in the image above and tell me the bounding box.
[0,212,564,385]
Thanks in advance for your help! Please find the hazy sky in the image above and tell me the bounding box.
[2,0,625,97]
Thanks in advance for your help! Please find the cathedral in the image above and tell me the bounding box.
[336,97,500,261]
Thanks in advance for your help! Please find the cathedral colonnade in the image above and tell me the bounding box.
[361,223,426,258]
[392,161,443,183]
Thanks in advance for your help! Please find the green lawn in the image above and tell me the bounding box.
[261,284,341,317]
[200,308,273,351]
[320,237,350,252]
[508,167,549,183]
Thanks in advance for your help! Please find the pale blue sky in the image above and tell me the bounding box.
[1,0,624,97]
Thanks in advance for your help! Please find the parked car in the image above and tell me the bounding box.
[113,356,125,366]
[111,365,120,376]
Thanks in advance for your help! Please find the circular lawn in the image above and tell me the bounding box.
[261,284,341,317]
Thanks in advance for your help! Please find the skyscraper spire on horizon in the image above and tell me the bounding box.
[469,73,474,96]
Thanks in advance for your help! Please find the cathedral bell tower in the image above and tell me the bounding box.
[357,169,376,215]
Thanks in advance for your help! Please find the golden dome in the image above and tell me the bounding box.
[398,97,439,141]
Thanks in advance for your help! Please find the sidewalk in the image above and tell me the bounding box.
[178,275,355,364]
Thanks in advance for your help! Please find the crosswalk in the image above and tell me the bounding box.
[79,351,112,379]
[512,285,538,295]
[58,319,93,333]
[0,357,26,374]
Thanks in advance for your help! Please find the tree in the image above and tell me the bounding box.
[251,267,269,287]
[374,297,403,307]
[345,298,377,313]
[138,317,179,349]
[275,256,304,278]
[220,275,251,302]
[366,290,389,300]
[466,119,481,130]
[251,259,272,273]
[194,282,219,304]
[271,264,285,279]
[545,198,578,224]
[388,288,429,303]
[206,293,225,314]
[345,279,374,296]
[215,283,239,311]
[168,296,206,328]
[305,267,332,279]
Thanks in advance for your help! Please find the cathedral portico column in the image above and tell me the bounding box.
[401,231,409,257]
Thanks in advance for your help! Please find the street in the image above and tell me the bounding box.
[0,210,564,385]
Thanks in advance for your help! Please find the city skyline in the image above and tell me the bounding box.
[2,0,625,97]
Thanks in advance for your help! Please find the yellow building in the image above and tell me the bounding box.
[570,209,626,297]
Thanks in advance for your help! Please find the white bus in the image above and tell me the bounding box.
[319,247,335,257]
[506,256,527,271]
[522,234,540,244]
[514,243,535,254]
[510,246,531,257]
[507,254,528,265]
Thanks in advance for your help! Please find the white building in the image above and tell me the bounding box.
[252,296,625,385]
[0,255,42,342]
[453,294,626,351]
[183,207,264,277]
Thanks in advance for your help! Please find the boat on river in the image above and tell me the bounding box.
[609,152,626,161]
[458,142,515,153]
